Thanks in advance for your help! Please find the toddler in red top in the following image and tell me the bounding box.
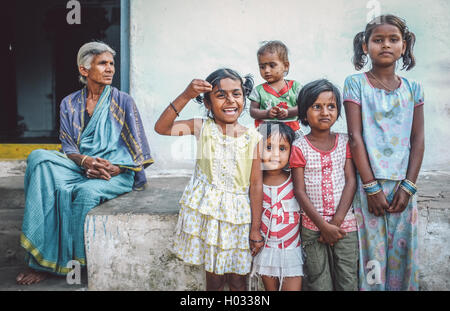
[290,79,358,291]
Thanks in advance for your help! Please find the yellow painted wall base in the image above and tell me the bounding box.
[0,144,61,160]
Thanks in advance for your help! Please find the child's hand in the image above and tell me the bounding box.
[387,187,410,214]
[267,106,279,119]
[249,230,265,257]
[328,216,344,228]
[276,108,288,119]
[367,191,389,217]
[318,222,346,246]
[182,79,213,100]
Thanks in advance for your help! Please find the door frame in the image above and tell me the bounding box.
[120,0,130,94]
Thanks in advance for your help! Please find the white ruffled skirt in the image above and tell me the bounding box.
[252,246,304,278]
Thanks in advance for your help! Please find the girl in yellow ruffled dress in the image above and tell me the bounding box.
[155,68,264,291]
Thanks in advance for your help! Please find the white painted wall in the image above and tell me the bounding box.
[129,0,450,174]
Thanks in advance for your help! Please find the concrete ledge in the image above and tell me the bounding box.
[0,144,60,160]
[84,177,206,291]
[0,176,27,266]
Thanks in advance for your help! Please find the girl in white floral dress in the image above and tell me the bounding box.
[155,68,264,291]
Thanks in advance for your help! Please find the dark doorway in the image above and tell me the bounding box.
[0,0,122,143]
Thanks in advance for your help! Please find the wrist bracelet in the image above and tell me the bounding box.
[367,188,383,196]
[400,179,417,196]
[363,180,383,196]
[363,179,376,185]
[80,155,89,168]
[249,238,265,244]
[403,179,417,189]
[169,102,180,117]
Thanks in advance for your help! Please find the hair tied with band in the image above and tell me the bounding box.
[242,74,254,98]
[195,95,204,104]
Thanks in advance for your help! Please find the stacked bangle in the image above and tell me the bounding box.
[399,179,417,196]
[363,180,382,196]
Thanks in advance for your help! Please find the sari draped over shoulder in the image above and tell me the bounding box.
[21,85,153,275]
[60,85,153,189]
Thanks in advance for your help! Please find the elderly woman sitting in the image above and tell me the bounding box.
[16,42,153,285]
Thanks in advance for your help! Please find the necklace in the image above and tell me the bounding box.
[367,71,400,93]
[266,80,290,100]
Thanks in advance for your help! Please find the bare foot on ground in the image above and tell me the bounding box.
[16,269,48,285]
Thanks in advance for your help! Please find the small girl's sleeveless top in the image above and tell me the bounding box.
[179,118,262,225]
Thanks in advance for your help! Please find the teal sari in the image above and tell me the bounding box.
[21,85,152,274]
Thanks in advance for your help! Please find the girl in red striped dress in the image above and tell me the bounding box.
[252,122,304,291]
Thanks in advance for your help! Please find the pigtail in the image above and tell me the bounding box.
[243,74,254,98]
[195,95,204,104]
[352,31,367,71]
[194,92,213,118]
[402,29,416,71]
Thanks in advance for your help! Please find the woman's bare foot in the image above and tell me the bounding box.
[16,269,48,285]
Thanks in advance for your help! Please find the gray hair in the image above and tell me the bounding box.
[77,41,116,85]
